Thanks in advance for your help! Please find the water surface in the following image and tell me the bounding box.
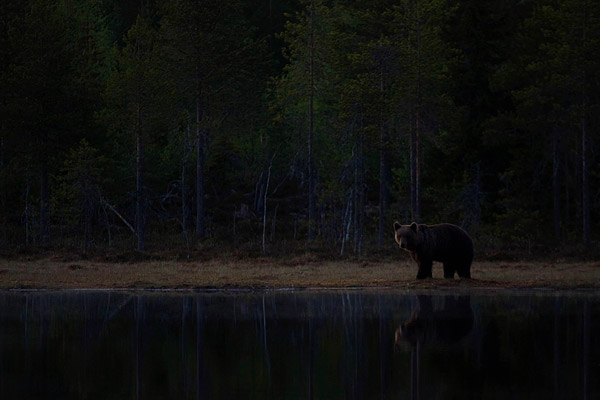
[0,289,598,399]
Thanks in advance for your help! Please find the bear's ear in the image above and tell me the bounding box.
[393,221,401,231]
[410,222,418,232]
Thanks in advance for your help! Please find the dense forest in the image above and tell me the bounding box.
[1,0,599,257]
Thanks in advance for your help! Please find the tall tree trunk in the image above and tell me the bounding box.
[340,190,352,256]
[182,122,191,233]
[39,148,50,246]
[414,6,422,223]
[83,192,92,254]
[182,142,188,233]
[415,109,421,222]
[136,103,145,251]
[409,111,416,220]
[307,1,316,241]
[581,2,590,248]
[102,204,111,247]
[552,124,561,242]
[25,170,31,246]
[353,149,357,253]
[379,126,388,247]
[0,134,6,247]
[564,143,570,227]
[83,208,90,253]
[582,112,589,247]
[409,108,421,222]
[262,155,274,255]
[358,153,365,255]
[196,71,205,239]
[575,128,582,226]
[406,3,424,223]
[378,64,389,248]
[354,132,364,255]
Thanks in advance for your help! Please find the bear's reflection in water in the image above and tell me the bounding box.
[395,295,474,347]
[395,295,474,400]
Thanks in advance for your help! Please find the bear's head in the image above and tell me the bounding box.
[394,318,424,347]
[394,221,419,251]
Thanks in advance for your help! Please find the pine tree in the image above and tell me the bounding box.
[497,0,600,246]
[277,0,337,242]
[161,0,265,240]
[389,0,458,222]
[4,0,85,245]
[52,139,107,252]
[105,14,167,251]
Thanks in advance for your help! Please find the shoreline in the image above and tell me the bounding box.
[3,286,600,294]
[1,257,599,291]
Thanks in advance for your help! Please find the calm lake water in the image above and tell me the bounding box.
[0,289,598,399]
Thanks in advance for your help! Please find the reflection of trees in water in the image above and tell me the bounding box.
[583,301,590,400]
[0,291,596,399]
[394,295,474,400]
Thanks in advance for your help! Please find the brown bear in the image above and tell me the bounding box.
[394,222,473,279]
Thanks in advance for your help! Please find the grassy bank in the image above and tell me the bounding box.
[1,253,598,290]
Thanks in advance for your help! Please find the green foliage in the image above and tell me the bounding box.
[52,139,107,229]
[103,12,175,189]
[489,0,600,245]
[1,0,599,254]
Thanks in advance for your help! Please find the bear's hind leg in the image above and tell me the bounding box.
[443,263,456,279]
[416,259,433,279]
[457,263,471,279]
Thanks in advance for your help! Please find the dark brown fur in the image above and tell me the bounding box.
[394,222,473,279]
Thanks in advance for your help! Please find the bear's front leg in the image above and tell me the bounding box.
[416,258,433,279]
[443,263,456,279]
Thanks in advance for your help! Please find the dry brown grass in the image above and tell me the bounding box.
[0,255,599,290]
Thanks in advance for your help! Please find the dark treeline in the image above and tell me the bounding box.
[1,0,599,256]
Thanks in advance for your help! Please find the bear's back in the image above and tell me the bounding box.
[426,223,473,260]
